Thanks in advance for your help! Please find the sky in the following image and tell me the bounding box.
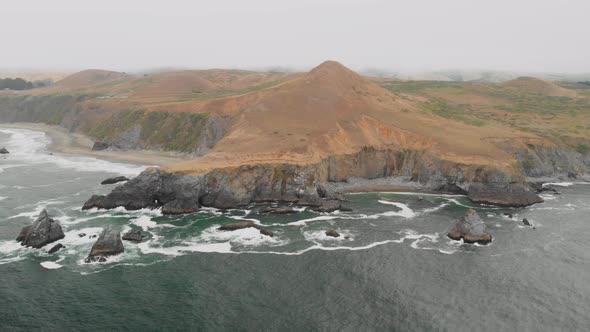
[1,0,589,73]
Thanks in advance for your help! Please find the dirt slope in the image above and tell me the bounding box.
[166,61,535,173]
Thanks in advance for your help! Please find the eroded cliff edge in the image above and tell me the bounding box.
[83,144,582,214]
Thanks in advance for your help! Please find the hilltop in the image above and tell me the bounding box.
[1,61,589,212]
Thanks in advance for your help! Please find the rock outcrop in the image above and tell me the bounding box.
[325,229,340,238]
[0,147,8,154]
[218,221,274,237]
[16,210,65,248]
[447,209,492,245]
[101,176,129,185]
[85,226,124,263]
[92,141,109,151]
[82,145,548,215]
[48,243,65,254]
[122,229,145,242]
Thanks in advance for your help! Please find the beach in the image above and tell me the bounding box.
[0,122,191,166]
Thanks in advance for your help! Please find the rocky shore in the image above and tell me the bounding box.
[82,146,551,214]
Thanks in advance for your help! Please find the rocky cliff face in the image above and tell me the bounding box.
[83,146,545,213]
[512,144,590,178]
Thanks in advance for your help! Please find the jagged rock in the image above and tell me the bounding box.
[101,176,129,185]
[0,147,9,154]
[48,243,65,254]
[84,226,124,263]
[325,229,340,238]
[260,206,296,214]
[523,218,532,226]
[92,141,109,151]
[122,230,145,242]
[447,229,463,241]
[218,221,255,231]
[255,226,274,237]
[16,226,31,242]
[78,233,86,237]
[161,198,200,215]
[503,212,513,219]
[17,210,65,248]
[467,183,542,207]
[529,182,559,194]
[314,200,352,213]
[447,209,492,245]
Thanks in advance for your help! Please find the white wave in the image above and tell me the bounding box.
[543,182,590,187]
[375,200,416,218]
[201,226,283,247]
[137,240,233,255]
[40,261,63,269]
[132,215,157,231]
[0,256,25,265]
[228,215,261,224]
[445,198,476,209]
[0,196,6,201]
[0,128,147,176]
[288,215,338,226]
[303,229,353,242]
[198,207,223,216]
[420,202,450,215]
[0,240,26,254]
[348,191,465,197]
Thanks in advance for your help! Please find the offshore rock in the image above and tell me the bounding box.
[218,221,256,231]
[523,218,532,226]
[0,147,9,154]
[101,176,129,185]
[17,210,65,248]
[314,200,352,213]
[48,243,65,254]
[85,226,124,263]
[255,226,274,237]
[325,229,341,238]
[467,183,542,207]
[447,209,492,245]
[122,230,145,242]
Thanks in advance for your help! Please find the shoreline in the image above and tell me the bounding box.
[0,122,192,166]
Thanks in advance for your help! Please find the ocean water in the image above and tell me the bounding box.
[1,127,590,331]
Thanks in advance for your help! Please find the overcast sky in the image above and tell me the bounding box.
[1,0,589,73]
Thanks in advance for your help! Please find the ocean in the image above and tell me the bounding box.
[1,127,589,331]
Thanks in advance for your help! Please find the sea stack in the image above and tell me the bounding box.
[447,209,492,245]
[16,209,65,248]
[85,226,124,263]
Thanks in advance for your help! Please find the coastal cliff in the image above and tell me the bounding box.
[2,61,590,213]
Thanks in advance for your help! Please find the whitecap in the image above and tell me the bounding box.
[0,196,6,201]
[288,215,337,226]
[0,128,148,176]
[132,215,157,231]
[40,261,63,269]
[375,200,416,218]
[303,229,353,242]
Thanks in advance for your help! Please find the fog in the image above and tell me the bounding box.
[1,0,589,73]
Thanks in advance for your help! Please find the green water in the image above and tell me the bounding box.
[1,128,590,331]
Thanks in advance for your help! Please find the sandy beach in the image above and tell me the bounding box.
[0,122,192,166]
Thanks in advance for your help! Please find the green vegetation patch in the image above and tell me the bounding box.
[576,144,590,155]
[89,109,209,153]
